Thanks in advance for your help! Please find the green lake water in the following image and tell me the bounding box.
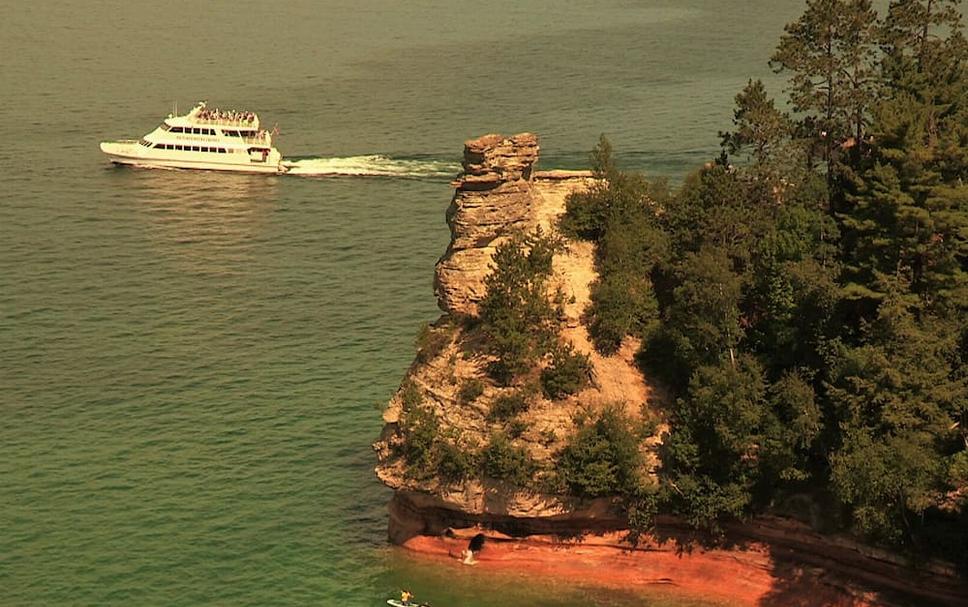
[2,1,808,604]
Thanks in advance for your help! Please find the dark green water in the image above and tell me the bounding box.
[2,1,807,605]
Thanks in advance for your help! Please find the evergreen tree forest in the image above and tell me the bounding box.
[562,0,967,567]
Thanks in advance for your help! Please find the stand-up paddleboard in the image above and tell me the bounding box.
[387,600,430,607]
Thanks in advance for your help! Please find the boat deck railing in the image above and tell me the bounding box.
[192,118,259,128]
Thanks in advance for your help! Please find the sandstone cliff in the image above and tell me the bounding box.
[372,134,968,607]
[374,133,659,532]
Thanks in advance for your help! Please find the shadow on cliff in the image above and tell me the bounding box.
[757,542,964,607]
[758,559,877,607]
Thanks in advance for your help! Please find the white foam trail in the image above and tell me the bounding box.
[282,155,459,179]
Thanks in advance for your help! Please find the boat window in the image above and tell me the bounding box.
[160,124,170,131]
[192,146,199,152]
[170,126,183,133]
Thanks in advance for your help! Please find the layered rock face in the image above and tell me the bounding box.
[434,133,541,317]
[375,133,615,529]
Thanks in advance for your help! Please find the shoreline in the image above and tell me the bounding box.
[375,133,968,607]
[397,531,956,607]
[388,495,966,607]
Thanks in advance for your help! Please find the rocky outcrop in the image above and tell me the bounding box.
[434,133,542,317]
[374,133,967,606]
[376,133,622,525]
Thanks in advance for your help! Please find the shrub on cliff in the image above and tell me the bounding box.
[487,389,531,421]
[397,383,479,483]
[478,229,561,384]
[399,379,423,412]
[482,431,535,485]
[415,321,452,364]
[399,405,439,480]
[560,136,666,356]
[436,434,479,483]
[458,378,485,404]
[557,404,644,498]
[540,343,592,400]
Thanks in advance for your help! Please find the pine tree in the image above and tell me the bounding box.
[720,79,793,166]
[770,0,879,173]
[840,1,967,308]
[661,355,770,529]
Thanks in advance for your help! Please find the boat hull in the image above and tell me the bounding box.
[100,141,286,174]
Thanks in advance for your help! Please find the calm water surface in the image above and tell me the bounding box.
[2,1,805,605]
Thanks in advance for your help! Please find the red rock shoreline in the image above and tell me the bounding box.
[388,494,966,607]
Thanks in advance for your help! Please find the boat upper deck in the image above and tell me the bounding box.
[181,102,261,129]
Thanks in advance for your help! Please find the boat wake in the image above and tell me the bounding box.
[281,155,459,180]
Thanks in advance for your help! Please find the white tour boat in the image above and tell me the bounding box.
[100,102,287,174]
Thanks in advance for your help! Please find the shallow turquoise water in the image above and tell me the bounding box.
[2,1,806,605]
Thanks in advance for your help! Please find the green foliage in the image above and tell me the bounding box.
[399,402,439,479]
[540,343,592,400]
[561,136,668,356]
[399,379,423,412]
[770,0,879,157]
[506,418,529,438]
[436,436,479,483]
[660,356,774,529]
[720,79,793,167]
[415,321,451,364]
[397,380,480,484]
[588,212,666,355]
[458,378,485,404]
[624,486,661,546]
[830,428,945,544]
[481,432,535,485]
[625,0,968,564]
[488,390,531,421]
[479,229,561,384]
[760,370,822,483]
[642,245,744,386]
[560,135,660,243]
[588,273,652,354]
[557,405,644,498]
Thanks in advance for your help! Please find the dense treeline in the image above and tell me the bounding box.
[563,0,967,566]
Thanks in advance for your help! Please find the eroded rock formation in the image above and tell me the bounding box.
[434,133,542,317]
[377,133,617,522]
[373,133,968,607]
